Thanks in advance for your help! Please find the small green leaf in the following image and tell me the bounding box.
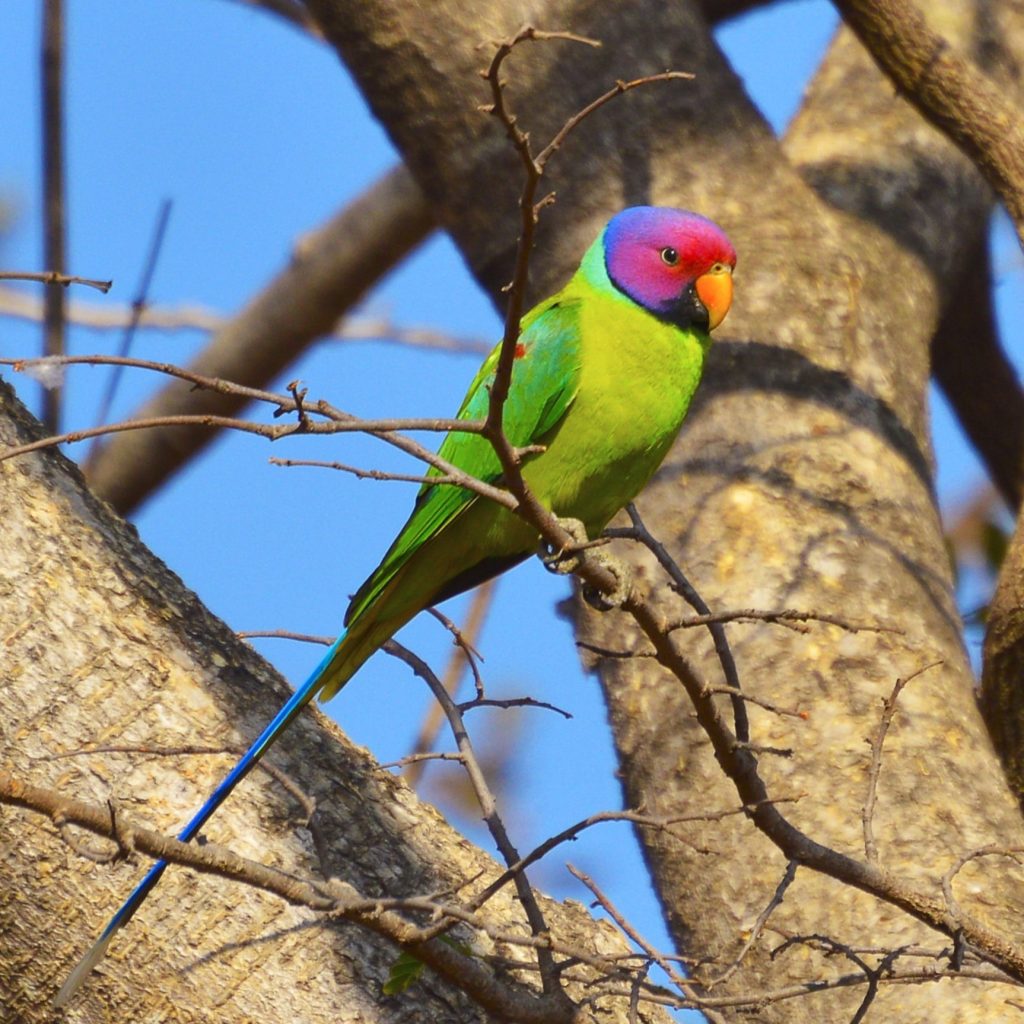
[982,521,1010,573]
[382,936,476,996]
[383,952,424,996]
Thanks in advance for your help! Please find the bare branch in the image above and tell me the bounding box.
[382,637,567,1001]
[567,864,728,1024]
[407,583,496,785]
[0,271,111,293]
[832,0,1024,241]
[862,663,942,862]
[712,861,799,986]
[621,504,750,743]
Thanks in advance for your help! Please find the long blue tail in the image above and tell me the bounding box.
[54,633,346,1007]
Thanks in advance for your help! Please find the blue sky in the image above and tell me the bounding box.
[3,1,1019,1015]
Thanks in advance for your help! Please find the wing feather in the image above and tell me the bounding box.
[344,296,583,626]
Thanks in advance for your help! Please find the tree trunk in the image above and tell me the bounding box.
[304,0,1024,1018]
[0,377,667,1021]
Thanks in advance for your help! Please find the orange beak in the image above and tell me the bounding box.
[695,268,734,331]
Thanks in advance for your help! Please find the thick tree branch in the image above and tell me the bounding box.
[832,0,1024,241]
[82,163,432,514]
[932,239,1024,510]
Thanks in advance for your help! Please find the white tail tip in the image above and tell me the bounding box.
[53,932,114,1008]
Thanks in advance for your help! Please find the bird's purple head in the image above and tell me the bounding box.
[603,207,736,332]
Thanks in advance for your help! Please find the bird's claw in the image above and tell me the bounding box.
[581,550,631,611]
[539,518,631,611]
[539,517,590,575]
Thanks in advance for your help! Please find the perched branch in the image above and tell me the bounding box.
[620,505,749,743]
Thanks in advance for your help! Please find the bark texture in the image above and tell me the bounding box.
[0,378,665,1022]
[301,0,1024,1019]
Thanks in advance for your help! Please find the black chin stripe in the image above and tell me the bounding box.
[653,284,709,332]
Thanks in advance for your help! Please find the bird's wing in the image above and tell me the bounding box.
[344,295,583,627]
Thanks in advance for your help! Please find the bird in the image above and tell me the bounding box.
[55,205,736,1005]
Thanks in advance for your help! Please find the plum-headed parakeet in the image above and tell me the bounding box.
[57,205,736,1004]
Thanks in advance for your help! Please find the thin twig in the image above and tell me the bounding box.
[567,864,729,1024]
[0,271,111,292]
[91,198,173,437]
[458,696,573,719]
[711,860,798,985]
[623,505,750,743]
[270,456,461,488]
[467,800,796,914]
[407,584,496,785]
[663,606,901,636]
[862,662,942,862]
[382,637,567,1001]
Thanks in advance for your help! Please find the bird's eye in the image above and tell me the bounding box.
[660,247,679,266]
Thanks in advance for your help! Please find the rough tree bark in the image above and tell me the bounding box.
[6,0,1024,1021]
[0,378,668,1022]
[302,0,1024,1019]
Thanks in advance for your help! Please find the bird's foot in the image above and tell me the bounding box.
[539,518,631,611]
[581,550,631,611]
[539,517,591,575]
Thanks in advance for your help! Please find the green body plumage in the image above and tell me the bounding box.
[319,237,709,699]
[56,207,736,1007]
